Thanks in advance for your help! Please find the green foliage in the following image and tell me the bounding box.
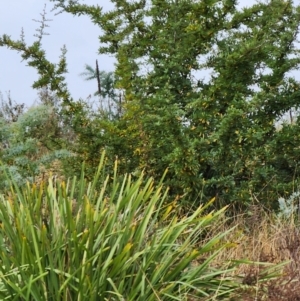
[0,7,84,123]
[0,104,71,190]
[2,0,300,209]
[0,152,240,300]
[48,0,300,209]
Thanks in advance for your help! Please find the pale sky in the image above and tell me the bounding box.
[0,0,256,107]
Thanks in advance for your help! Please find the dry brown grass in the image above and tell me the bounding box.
[206,204,300,300]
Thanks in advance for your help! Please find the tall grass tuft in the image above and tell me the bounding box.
[0,153,238,300]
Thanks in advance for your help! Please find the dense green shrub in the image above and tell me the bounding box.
[1,0,300,210]
[49,0,300,209]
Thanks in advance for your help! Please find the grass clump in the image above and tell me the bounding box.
[0,153,240,300]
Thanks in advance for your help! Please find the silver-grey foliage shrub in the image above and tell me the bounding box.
[277,191,300,220]
[0,104,71,191]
